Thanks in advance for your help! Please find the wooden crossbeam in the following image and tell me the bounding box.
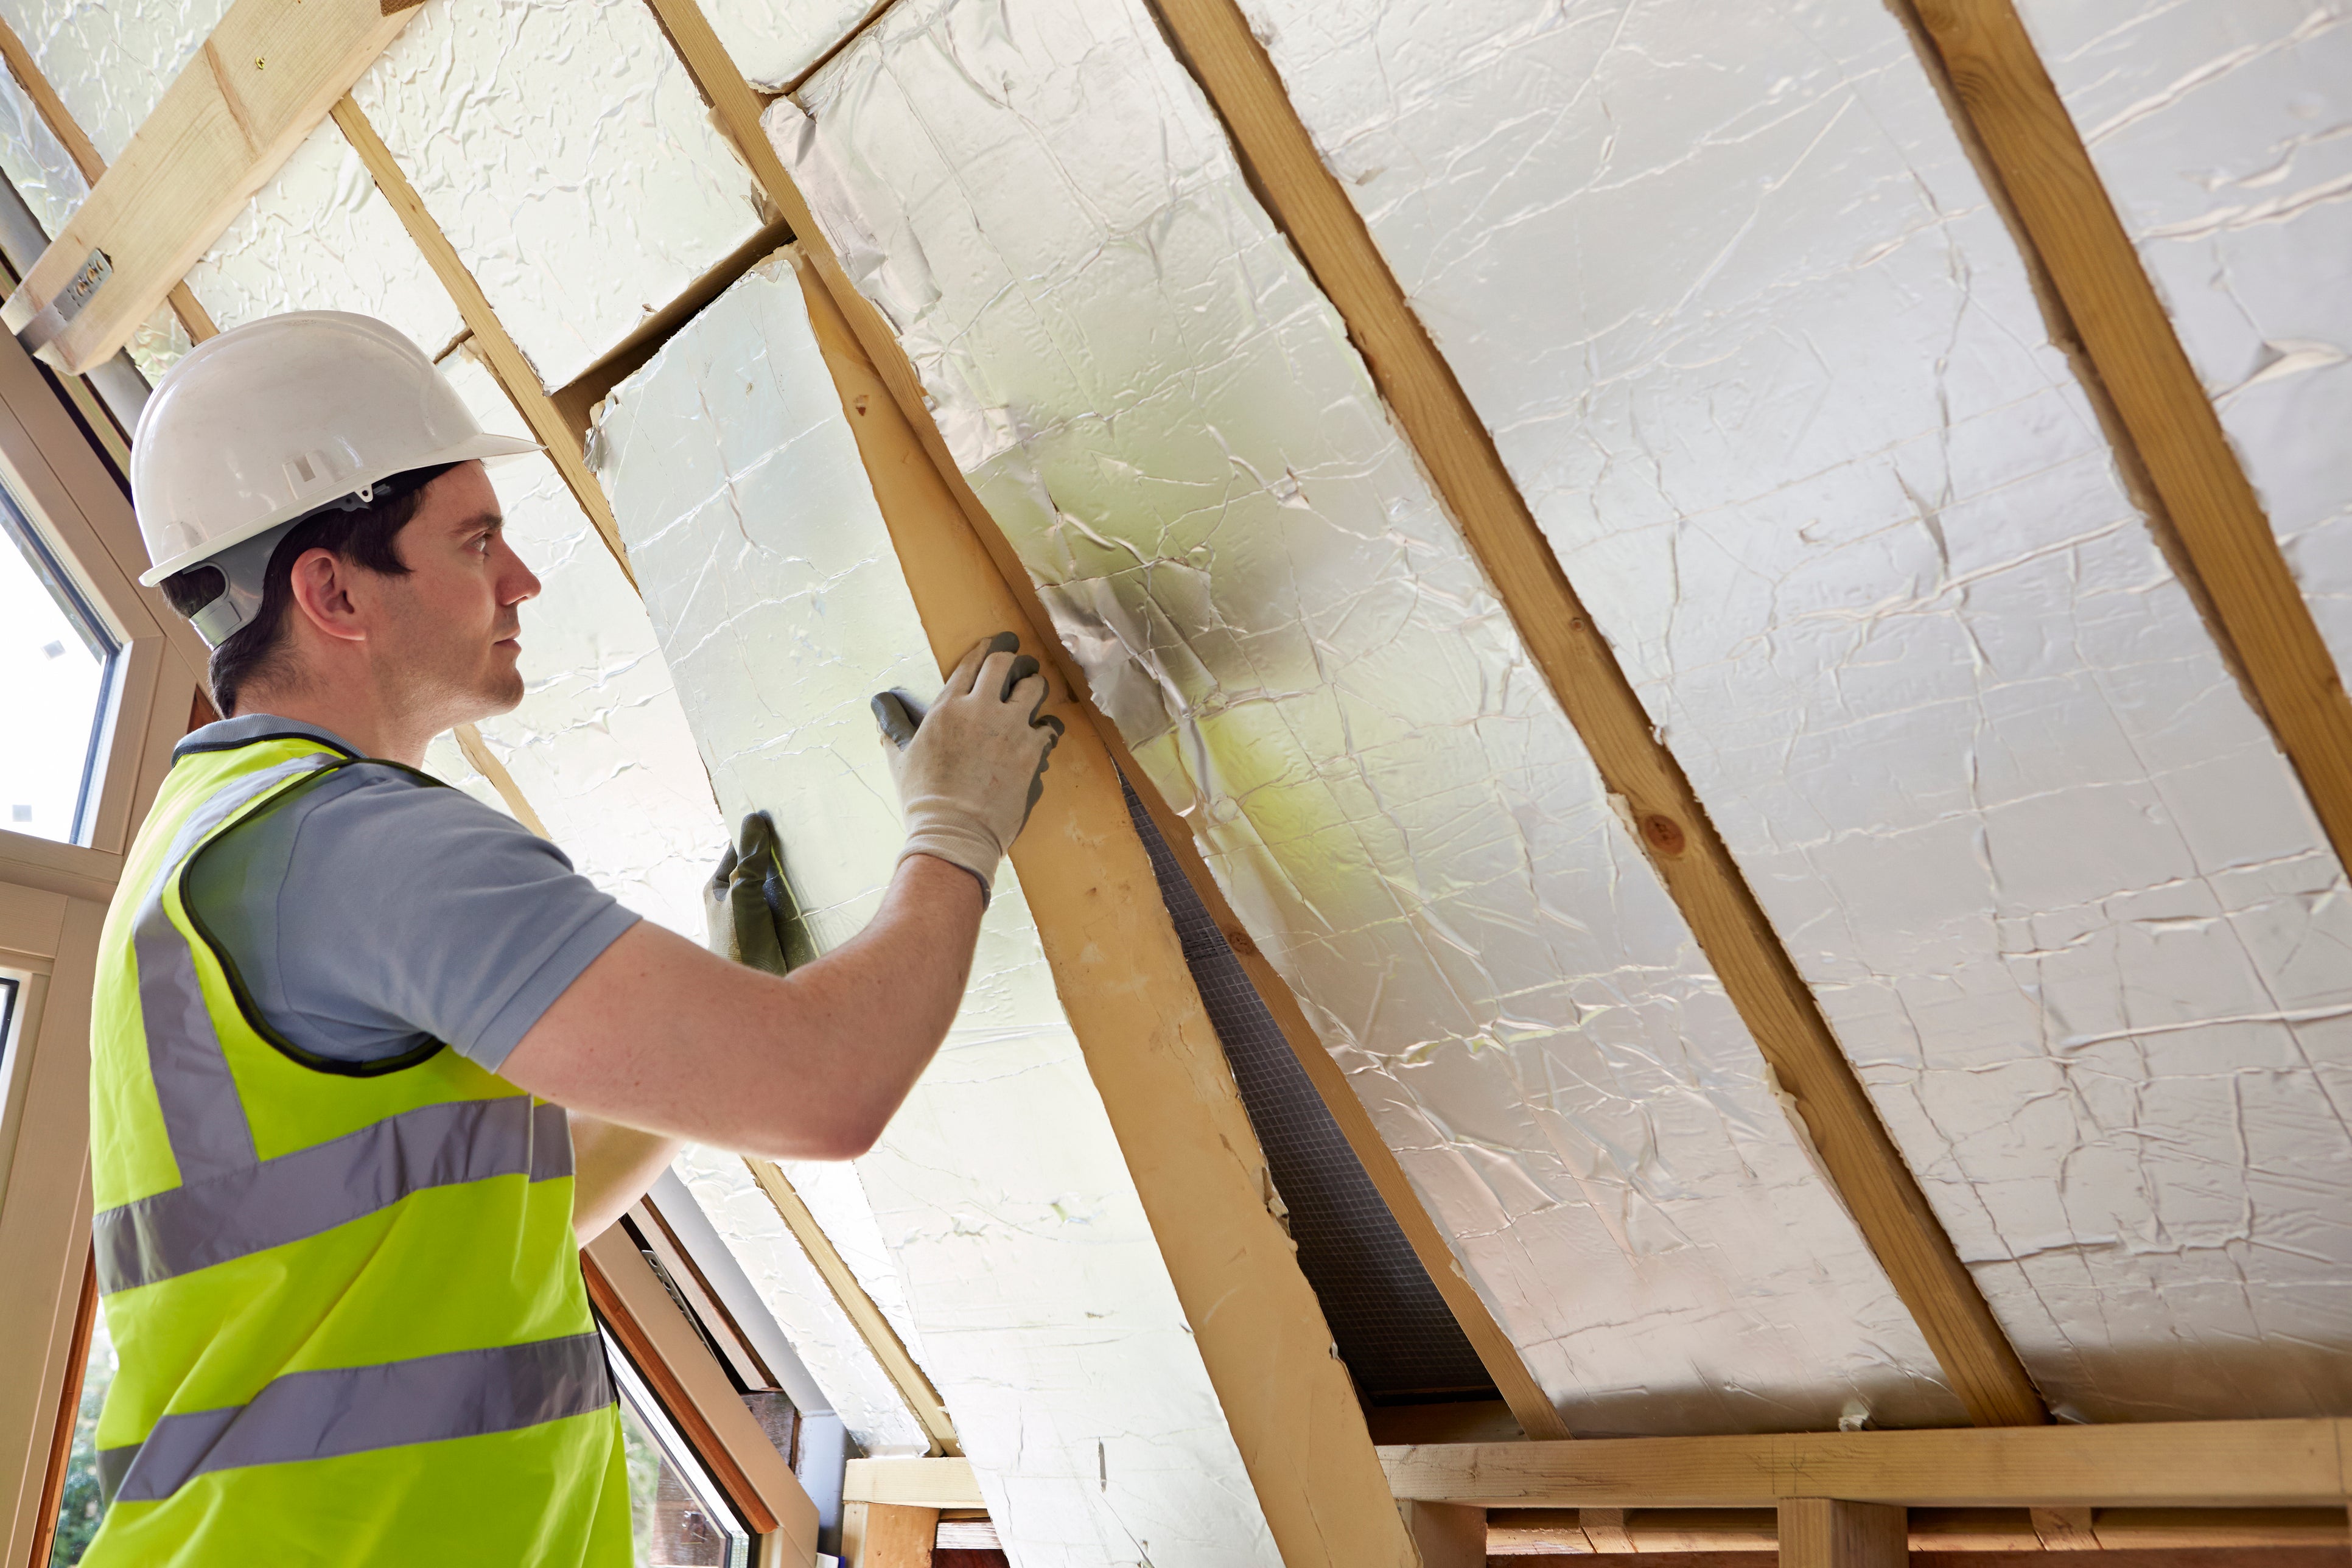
[0,13,217,349]
[743,1157,961,1458]
[1482,1506,2352,1555]
[328,97,637,589]
[1907,0,2352,873]
[0,0,421,374]
[783,240,1418,1566]
[638,0,1568,1445]
[845,1458,985,1510]
[1381,1419,2352,1509]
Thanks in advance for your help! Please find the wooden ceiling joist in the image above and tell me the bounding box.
[743,1157,961,1458]
[1136,0,2045,1429]
[783,240,1420,1566]
[640,0,1570,1445]
[1906,0,2352,872]
[1381,1418,2352,1510]
[0,12,216,351]
[0,0,421,375]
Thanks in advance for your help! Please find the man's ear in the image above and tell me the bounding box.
[285,547,369,646]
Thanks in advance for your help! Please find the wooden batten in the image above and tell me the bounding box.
[1382,1419,2352,1510]
[1907,0,2352,875]
[0,0,419,373]
[782,239,1418,1566]
[742,1158,960,1458]
[641,0,1568,1446]
[1136,0,2046,1429]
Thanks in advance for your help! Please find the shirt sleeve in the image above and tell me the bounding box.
[225,765,642,1072]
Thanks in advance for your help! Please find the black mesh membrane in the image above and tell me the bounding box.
[1118,773,1497,1402]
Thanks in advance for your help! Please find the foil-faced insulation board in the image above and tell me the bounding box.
[0,0,230,166]
[0,58,84,240]
[1233,0,2352,1418]
[2016,1,2352,692]
[592,251,1281,1562]
[437,349,724,940]
[349,0,771,391]
[1121,773,1494,1402]
[780,0,1960,1434]
[184,121,464,362]
[698,0,880,94]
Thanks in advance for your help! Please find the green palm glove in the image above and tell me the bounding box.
[704,811,816,976]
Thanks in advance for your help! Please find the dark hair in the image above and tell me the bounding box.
[196,469,449,716]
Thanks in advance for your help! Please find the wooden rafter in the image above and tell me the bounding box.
[1381,1419,2352,1509]
[0,0,419,373]
[783,240,1418,1566]
[743,1158,961,1458]
[1137,0,2045,1428]
[636,0,1570,1444]
[327,97,637,589]
[0,11,216,349]
[1905,0,2352,871]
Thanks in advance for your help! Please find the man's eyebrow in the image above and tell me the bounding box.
[450,509,505,532]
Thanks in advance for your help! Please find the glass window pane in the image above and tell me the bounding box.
[48,1297,113,1566]
[604,1334,752,1568]
[0,488,115,845]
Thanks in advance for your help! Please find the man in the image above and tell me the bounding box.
[84,311,1059,1563]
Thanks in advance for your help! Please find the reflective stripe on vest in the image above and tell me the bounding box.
[97,1332,614,1505]
[93,1098,573,1293]
[84,733,625,1556]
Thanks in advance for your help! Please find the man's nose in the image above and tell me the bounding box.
[497,539,542,604]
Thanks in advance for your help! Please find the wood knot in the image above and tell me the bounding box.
[853,393,870,416]
[1223,925,1259,959]
[1641,812,1686,858]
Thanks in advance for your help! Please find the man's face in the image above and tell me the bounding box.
[373,461,540,727]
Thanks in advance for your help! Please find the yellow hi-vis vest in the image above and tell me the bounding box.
[82,727,632,1565]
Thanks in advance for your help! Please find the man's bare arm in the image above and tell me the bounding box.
[569,1116,682,1242]
[503,854,984,1159]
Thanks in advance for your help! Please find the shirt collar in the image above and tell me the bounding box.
[173,713,365,763]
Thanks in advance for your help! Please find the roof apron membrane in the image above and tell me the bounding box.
[592,250,1282,1564]
[1233,0,2352,1419]
[2015,1,2352,712]
[779,0,1962,1435]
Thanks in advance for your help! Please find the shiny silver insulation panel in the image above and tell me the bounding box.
[699,0,881,93]
[438,350,724,940]
[2017,1,2352,709]
[779,0,1964,1433]
[1233,0,2352,1418]
[349,0,770,390]
[592,253,1281,1563]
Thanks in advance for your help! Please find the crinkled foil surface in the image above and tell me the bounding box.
[782,0,1961,1434]
[0,0,228,166]
[186,121,463,360]
[436,351,724,940]
[1236,0,2352,1418]
[350,0,769,391]
[698,0,880,93]
[0,61,84,240]
[2018,1,2352,701]
[593,253,1279,1563]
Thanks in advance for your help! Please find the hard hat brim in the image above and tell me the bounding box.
[137,432,542,586]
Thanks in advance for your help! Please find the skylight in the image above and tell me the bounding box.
[0,485,116,845]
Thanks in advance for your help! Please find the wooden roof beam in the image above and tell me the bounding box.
[637,0,1570,1446]
[1382,1419,2352,1510]
[1136,0,2045,1427]
[1903,0,2352,875]
[0,0,422,374]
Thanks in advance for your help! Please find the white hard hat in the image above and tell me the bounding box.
[131,311,539,641]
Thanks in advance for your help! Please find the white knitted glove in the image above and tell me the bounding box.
[872,633,1063,903]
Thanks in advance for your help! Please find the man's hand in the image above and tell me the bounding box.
[872,632,1064,904]
[705,810,815,974]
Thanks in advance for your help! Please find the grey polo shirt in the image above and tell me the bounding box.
[178,715,640,1071]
